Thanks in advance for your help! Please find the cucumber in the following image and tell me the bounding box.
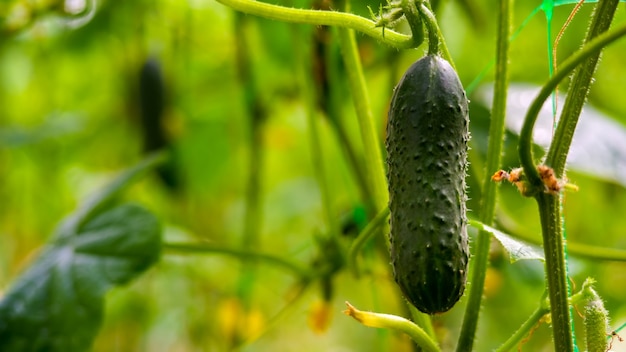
[139,58,166,153]
[139,58,179,191]
[386,54,469,314]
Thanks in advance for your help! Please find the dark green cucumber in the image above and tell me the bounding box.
[139,58,166,153]
[139,58,179,191]
[386,55,469,315]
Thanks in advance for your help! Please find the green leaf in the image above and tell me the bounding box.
[57,151,167,237]
[469,220,544,262]
[0,203,161,351]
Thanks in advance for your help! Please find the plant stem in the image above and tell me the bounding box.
[408,304,437,341]
[537,192,573,350]
[215,0,417,49]
[417,3,453,66]
[336,2,388,212]
[496,305,550,352]
[544,1,619,349]
[324,43,377,213]
[348,206,390,276]
[518,21,626,189]
[234,8,265,284]
[309,9,377,215]
[456,0,510,349]
[298,23,338,239]
[418,3,438,56]
[163,242,313,279]
[516,2,622,350]
[546,0,620,177]
[496,279,598,351]
[399,0,424,50]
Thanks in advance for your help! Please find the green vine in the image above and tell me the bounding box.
[164,242,314,279]
[348,206,390,276]
[517,2,623,349]
[546,0,620,177]
[399,0,424,50]
[335,0,389,212]
[495,295,550,352]
[518,20,626,189]
[456,0,511,349]
[233,11,266,322]
[417,3,454,67]
[215,0,419,49]
[495,279,598,351]
[297,20,338,241]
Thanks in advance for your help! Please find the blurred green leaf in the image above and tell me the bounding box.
[57,152,167,237]
[0,203,161,352]
[475,83,626,187]
[0,154,165,351]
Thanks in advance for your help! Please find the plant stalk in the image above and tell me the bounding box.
[518,20,626,188]
[456,0,511,349]
[299,24,338,239]
[348,206,390,276]
[418,3,454,67]
[336,2,388,212]
[546,0,620,176]
[215,0,416,49]
[232,13,267,349]
[399,0,424,49]
[516,1,621,350]
[163,242,313,278]
[537,192,573,350]
[496,305,550,352]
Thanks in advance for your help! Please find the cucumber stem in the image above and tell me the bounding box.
[415,2,438,56]
[400,0,424,49]
[418,3,454,68]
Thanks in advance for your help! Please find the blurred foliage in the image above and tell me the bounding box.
[1,0,626,351]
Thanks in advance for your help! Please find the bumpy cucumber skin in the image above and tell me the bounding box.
[386,55,469,315]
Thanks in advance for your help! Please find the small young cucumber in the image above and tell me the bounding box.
[386,54,469,314]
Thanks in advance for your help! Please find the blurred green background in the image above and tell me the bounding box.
[1,0,626,351]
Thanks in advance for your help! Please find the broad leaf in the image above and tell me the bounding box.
[57,151,167,237]
[0,204,161,351]
[469,220,544,262]
[0,154,166,352]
